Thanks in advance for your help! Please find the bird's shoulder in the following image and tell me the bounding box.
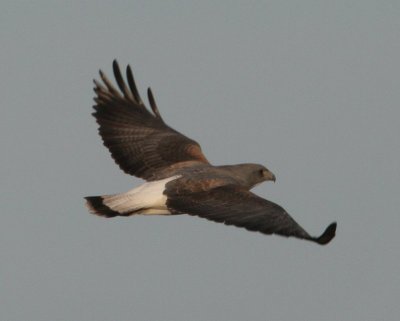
[165,166,241,195]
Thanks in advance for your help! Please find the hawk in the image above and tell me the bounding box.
[85,60,336,245]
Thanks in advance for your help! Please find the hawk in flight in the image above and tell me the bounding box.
[85,60,336,245]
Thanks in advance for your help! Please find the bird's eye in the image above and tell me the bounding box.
[259,169,265,176]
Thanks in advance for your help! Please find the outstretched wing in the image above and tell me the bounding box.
[92,60,209,181]
[166,185,336,245]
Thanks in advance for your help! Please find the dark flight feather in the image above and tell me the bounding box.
[126,64,144,105]
[166,185,336,245]
[92,60,209,181]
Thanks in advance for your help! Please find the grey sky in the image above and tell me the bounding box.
[1,1,399,320]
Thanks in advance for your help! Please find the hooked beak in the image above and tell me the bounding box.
[266,171,276,182]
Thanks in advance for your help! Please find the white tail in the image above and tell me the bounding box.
[85,175,181,217]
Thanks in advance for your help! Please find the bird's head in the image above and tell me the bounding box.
[226,163,276,189]
[251,164,276,185]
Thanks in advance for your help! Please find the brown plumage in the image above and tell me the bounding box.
[85,60,337,245]
[93,61,209,181]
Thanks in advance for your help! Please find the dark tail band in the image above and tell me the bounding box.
[84,196,119,218]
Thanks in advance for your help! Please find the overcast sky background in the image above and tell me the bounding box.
[1,1,399,320]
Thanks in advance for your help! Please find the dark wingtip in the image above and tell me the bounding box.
[126,64,143,104]
[314,222,337,245]
[147,87,163,120]
[112,60,121,80]
[112,60,120,77]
